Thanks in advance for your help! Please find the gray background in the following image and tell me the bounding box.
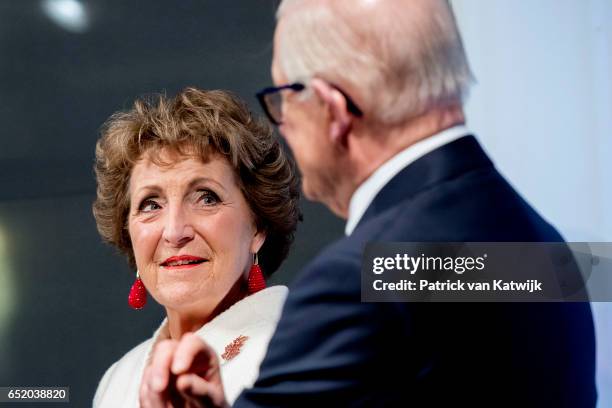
[0,1,343,406]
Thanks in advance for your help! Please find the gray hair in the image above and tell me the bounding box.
[275,0,475,125]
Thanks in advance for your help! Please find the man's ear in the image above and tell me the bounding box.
[310,78,352,147]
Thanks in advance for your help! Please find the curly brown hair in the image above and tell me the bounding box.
[92,88,301,275]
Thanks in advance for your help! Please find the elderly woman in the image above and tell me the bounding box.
[92,88,300,407]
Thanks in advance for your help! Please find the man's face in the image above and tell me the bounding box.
[271,28,338,205]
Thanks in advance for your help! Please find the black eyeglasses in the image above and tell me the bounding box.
[256,82,363,126]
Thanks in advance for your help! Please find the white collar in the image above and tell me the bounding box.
[345,125,470,235]
[145,285,288,364]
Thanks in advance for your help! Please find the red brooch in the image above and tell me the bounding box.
[221,335,249,361]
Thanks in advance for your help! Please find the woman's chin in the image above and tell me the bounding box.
[153,282,212,310]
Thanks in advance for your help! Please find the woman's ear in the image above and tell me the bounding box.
[310,78,352,147]
[250,229,267,255]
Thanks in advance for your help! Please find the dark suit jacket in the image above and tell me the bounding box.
[234,136,597,407]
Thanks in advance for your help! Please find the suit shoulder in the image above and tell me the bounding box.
[94,339,152,394]
[93,337,153,406]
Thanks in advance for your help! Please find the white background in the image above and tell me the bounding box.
[451,0,611,404]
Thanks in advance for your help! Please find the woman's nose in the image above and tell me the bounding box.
[162,205,194,246]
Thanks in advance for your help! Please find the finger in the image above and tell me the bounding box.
[171,332,218,376]
[176,373,226,408]
[139,366,167,408]
[149,340,178,392]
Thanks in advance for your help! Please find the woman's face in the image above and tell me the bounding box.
[127,149,265,315]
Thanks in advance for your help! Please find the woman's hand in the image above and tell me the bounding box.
[139,332,230,408]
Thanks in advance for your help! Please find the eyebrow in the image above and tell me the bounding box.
[188,177,227,192]
[133,176,228,197]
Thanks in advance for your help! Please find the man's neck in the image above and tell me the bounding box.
[347,104,465,199]
[320,104,465,219]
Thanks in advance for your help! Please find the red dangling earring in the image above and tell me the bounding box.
[248,253,266,295]
[128,270,147,310]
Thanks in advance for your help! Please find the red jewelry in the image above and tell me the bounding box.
[128,271,147,310]
[221,335,249,361]
[248,253,266,294]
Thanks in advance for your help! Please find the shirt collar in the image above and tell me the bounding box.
[144,285,288,366]
[345,125,470,235]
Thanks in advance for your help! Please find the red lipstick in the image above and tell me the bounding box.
[160,255,207,269]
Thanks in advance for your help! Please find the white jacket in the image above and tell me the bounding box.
[93,285,288,407]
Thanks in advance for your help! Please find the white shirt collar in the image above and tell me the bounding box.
[345,125,470,235]
[145,285,288,365]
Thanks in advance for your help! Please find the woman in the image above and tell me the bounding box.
[92,88,300,407]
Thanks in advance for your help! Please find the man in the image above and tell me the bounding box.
[141,0,597,406]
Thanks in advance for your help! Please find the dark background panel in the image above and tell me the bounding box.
[0,1,344,406]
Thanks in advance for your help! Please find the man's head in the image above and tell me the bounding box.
[267,0,474,216]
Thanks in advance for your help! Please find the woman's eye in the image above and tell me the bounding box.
[198,190,220,206]
[139,199,161,212]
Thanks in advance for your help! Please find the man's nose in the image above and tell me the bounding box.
[162,205,194,247]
